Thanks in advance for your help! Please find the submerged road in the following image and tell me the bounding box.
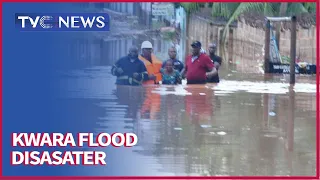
[55,66,316,176]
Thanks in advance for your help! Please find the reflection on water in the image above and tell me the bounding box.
[57,66,316,176]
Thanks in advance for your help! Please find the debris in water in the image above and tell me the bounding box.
[174,127,182,131]
[263,134,278,138]
[242,127,251,131]
[217,131,227,135]
[200,125,212,128]
[269,112,276,116]
[181,79,187,85]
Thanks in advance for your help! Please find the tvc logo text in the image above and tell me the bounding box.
[18,16,54,28]
[15,13,110,32]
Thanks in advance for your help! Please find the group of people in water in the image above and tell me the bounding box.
[111,40,222,85]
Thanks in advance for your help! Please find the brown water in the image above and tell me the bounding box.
[58,66,316,176]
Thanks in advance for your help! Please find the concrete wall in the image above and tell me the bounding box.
[281,27,316,64]
[234,21,316,64]
[187,15,223,54]
[187,14,317,70]
[187,14,238,67]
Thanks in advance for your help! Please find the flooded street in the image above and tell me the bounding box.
[3,2,316,177]
[56,63,316,176]
[54,15,317,174]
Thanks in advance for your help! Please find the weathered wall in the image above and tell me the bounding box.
[281,27,316,64]
[187,15,223,55]
[187,14,317,69]
[234,21,316,64]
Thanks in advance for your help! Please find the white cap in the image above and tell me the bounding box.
[141,41,153,49]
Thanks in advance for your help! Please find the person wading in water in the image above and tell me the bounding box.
[111,46,148,86]
[160,59,182,85]
[138,41,163,85]
[207,43,222,83]
[181,41,217,84]
[162,47,184,73]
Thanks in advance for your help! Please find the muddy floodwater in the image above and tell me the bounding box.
[56,65,316,176]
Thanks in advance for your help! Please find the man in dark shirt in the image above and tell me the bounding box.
[161,47,184,72]
[111,46,148,86]
[207,43,222,83]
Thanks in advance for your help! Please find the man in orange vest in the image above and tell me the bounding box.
[138,41,163,85]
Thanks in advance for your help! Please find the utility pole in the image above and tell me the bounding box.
[290,16,297,84]
[264,20,271,73]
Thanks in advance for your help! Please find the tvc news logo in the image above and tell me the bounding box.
[15,13,110,31]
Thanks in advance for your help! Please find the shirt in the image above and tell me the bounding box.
[210,54,222,66]
[160,69,181,85]
[207,54,222,83]
[185,53,214,84]
[111,55,148,85]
